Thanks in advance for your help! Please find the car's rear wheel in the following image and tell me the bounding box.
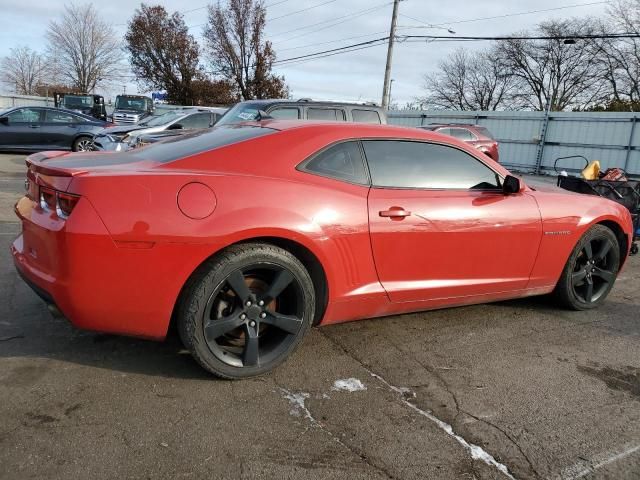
[554,225,620,310]
[73,136,93,152]
[178,243,315,379]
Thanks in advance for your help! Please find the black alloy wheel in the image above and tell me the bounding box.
[178,243,315,378]
[555,225,620,310]
[204,265,305,368]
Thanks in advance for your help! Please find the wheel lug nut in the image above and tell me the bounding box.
[240,313,246,320]
[249,320,256,327]
[260,312,266,319]
[258,300,264,306]
[246,301,252,306]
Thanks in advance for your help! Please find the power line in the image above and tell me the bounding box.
[269,0,338,22]
[277,30,390,52]
[270,1,391,39]
[404,1,610,29]
[271,31,640,67]
[401,33,640,41]
[273,37,389,65]
[275,42,388,67]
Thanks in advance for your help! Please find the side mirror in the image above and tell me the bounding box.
[168,123,183,130]
[0,117,7,125]
[502,175,521,194]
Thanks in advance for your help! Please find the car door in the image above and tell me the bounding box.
[42,110,84,148]
[0,108,45,149]
[364,139,542,302]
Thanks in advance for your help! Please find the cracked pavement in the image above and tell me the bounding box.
[1,153,639,479]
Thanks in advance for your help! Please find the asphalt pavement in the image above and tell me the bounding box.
[1,152,639,480]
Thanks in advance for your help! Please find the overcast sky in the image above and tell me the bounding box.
[0,0,609,104]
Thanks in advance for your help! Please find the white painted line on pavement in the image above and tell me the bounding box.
[560,443,640,479]
[370,372,517,480]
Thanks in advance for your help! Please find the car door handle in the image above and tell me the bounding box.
[379,208,411,218]
[29,125,40,129]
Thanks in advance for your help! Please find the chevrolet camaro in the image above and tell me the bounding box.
[12,122,634,378]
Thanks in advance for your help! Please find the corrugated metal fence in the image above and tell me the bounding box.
[388,110,640,177]
[0,94,53,109]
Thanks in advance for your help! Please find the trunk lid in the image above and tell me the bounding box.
[26,151,156,192]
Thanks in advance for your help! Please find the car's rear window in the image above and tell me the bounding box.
[474,126,495,139]
[127,125,275,163]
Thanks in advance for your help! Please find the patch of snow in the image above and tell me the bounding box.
[280,389,314,421]
[332,378,367,392]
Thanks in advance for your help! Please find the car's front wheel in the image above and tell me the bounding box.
[72,136,93,152]
[178,243,315,379]
[554,225,620,310]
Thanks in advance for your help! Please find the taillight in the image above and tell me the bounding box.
[38,186,80,219]
[39,186,56,211]
[56,192,80,218]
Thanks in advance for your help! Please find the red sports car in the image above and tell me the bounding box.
[12,122,634,378]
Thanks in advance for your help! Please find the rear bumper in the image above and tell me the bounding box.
[11,195,206,340]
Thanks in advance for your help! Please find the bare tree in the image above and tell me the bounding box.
[0,46,47,95]
[497,19,606,111]
[421,47,517,110]
[594,0,640,103]
[203,0,288,100]
[125,4,203,105]
[46,3,122,92]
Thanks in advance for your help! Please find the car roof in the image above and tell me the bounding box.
[235,99,382,109]
[419,123,482,128]
[0,106,100,121]
[244,119,452,137]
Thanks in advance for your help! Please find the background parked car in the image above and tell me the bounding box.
[417,124,499,162]
[0,106,110,152]
[215,99,387,126]
[92,107,227,151]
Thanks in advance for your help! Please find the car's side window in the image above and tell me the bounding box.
[448,128,476,141]
[7,108,42,124]
[45,110,76,124]
[306,108,346,121]
[270,107,300,120]
[299,141,369,185]
[352,109,381,124]
[180,113,212,129]
[362,140,501,190]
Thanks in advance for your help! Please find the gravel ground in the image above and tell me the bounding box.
[1,153,639,480]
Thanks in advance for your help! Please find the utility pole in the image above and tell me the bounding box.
[381,0,400,110]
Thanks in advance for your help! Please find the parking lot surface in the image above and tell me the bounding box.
[1,152,639,480]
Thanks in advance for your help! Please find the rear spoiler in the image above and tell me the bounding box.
[26,152,88,177]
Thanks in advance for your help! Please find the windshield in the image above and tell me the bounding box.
[215,103,261,126]
[140,111,183,127]
[63,95,93,108]
[115,96,149,112]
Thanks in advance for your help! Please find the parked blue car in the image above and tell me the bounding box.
[0,106,109,152]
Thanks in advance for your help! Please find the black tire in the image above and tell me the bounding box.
[554,225,620,310]
[72,136,93,152]
[177,243,315,379]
